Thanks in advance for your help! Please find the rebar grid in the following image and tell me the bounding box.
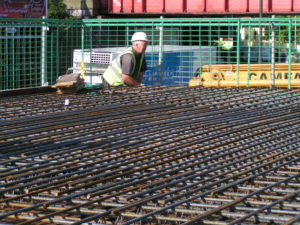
[0,86,300,225]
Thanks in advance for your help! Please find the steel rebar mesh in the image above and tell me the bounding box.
[0,86,300,225]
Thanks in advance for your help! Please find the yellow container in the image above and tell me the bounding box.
[189,64,300,88]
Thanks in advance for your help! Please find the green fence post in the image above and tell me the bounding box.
[4,27,9,89]
[236,19,241,88]
[288,19,292,89]
[247,25,251,88]
[11,26,15,89]
[50,23,54,84]
[81,22,85,80]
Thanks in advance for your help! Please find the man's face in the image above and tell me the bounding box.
[135,41,148,54]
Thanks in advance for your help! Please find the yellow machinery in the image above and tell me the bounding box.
[189,64,300,88]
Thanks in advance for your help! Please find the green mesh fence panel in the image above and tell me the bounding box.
[0,19,83,90]
[0,21,43,89]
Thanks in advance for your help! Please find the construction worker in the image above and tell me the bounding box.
[102,32,148,87]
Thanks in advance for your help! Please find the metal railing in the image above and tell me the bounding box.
[1,17,300,90]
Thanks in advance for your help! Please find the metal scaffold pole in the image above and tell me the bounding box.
[41,0,48,86]
[41,16,48,86]
[271,17,275,88]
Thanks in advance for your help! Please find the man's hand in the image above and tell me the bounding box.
[122,74,141,87]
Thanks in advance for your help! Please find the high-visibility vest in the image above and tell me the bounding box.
[103,47,145,86]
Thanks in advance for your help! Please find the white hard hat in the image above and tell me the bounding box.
[131,32,148,42]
